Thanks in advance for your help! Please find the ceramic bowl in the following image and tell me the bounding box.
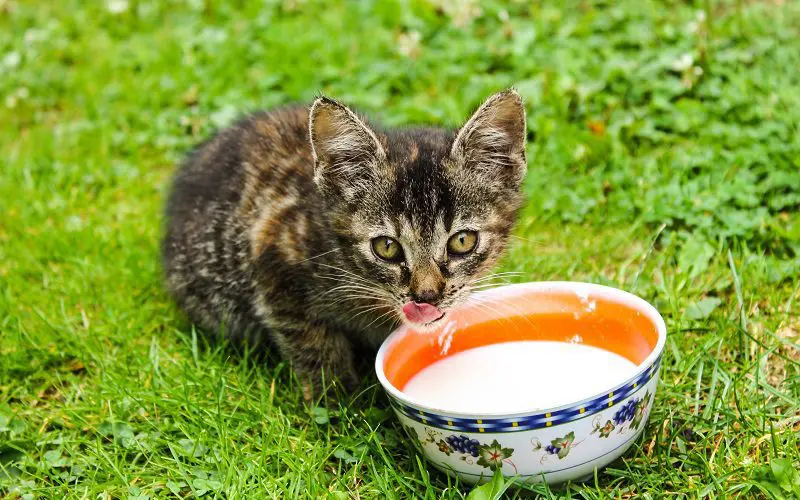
[375,282,666,485]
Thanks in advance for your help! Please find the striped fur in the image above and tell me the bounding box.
[162,90,527,396]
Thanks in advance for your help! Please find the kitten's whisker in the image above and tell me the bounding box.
[470,271,525,282]
[349,304,390,318]
[320,283,383,296]
[461,299,520,330]
[319,283,395,303]
[323,285,378,294]
[466,280,515,290]
[351,304,396,324]
[313,263,370,280]
[315,273,376,287]
[314,272,380,290]
[466,294,538,332]
[320,280,377,289]
[327,295,389,306]
[370,313,398,330]
[314,270,398,306]
[348,300,393,310]
[468,278,516,287]
[467,283,509,291]
[319,288,382,301]
[362,308,399,329]
[469,273,525,285]
[463,297,529,331]
[320,292,394,308]
[314,270,374,283]
[350,302,392,316]
[508,234,543,245]
[294,247,341,264]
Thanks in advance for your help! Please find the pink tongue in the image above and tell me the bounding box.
[402,302,443,323]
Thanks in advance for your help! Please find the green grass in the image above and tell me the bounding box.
[1,0,799,497]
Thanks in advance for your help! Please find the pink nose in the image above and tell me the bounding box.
[402,301,444,323]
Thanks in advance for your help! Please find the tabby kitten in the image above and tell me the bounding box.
[162,90,527,395]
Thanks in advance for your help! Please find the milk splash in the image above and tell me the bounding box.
[436,320,458,356]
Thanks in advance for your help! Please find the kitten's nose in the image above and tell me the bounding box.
[410,263,445,305]
[411,289,441,305]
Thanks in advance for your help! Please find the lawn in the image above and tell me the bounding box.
[1,0,799,497]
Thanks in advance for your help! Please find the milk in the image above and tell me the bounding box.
[402,341,638,413]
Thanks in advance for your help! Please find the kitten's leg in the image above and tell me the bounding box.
[272,321,358,400]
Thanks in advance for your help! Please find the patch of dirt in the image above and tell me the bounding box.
[765,321,799,386]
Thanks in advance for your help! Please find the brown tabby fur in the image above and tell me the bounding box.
[162,90,527,396]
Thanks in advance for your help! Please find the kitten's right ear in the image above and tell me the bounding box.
[309,96,386,194]
[450,89,527,190]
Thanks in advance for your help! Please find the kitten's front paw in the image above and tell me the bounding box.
[299,366,359,404]
[301,377,315,403]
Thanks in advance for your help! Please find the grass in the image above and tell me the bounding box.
[1,0,799,497]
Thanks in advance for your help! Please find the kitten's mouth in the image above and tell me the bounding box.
[424,312,447,326]
[402,301,446,326]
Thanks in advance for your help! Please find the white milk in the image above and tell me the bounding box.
[402,341,638,414]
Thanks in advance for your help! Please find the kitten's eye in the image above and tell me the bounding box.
[371,237,404,262]
[447,231,478,256]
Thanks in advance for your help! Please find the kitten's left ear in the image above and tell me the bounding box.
[309,96,386,194]
[450,89,527,188]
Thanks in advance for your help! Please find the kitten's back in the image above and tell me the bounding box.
[162,105,316,340]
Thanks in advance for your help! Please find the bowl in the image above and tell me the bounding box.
[375,282,666,485]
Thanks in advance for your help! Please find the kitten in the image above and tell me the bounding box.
[162,90,527,395]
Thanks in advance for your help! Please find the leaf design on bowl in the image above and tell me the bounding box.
[476,440,514,470]
[545,431,576,460]
[630,391,652,431]
[593,420,615,438]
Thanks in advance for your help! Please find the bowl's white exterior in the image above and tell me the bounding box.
[376,282,667,485]
[392,365,660,485]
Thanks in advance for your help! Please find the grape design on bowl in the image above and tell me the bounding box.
[405,427,518,472]
[613,398,638,425]
[446,435,480,458]
[442,435,517,473]
[532,431,581,462]
[592,391,652,438]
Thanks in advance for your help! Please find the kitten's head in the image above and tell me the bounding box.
[309,90,527,329]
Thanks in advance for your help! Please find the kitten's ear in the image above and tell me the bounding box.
[450,89,527,188]
[309,96,386,192]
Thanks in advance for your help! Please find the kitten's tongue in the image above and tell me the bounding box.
[402,302,443,324]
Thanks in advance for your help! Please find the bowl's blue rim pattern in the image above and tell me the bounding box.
[389,355,662,433]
